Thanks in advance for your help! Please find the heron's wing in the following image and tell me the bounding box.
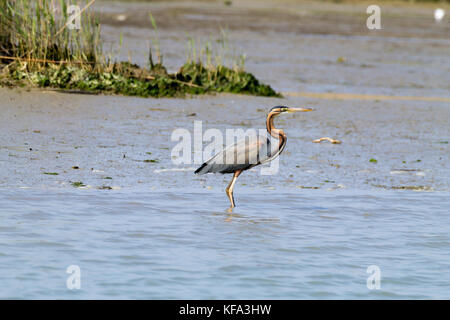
[195,136,269,174]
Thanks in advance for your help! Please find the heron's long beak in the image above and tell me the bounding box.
[287,107,314,113]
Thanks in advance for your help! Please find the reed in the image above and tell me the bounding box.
[0,1,279,98]
[0,0,101,69]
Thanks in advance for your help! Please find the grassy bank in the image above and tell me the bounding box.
[0,0,279,98]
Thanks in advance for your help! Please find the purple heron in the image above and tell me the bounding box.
[195,106,313,208]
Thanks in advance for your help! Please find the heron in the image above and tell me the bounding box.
[194,106,313,209]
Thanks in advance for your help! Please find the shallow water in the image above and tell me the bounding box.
[1,188,449,299]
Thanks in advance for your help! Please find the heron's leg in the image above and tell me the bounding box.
[226,170,242,208]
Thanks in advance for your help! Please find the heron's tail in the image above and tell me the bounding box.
[194,162,208,174]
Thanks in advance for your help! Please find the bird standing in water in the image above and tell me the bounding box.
[195,106,313,209]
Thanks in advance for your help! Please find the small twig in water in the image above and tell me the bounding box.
[313,137,342,144]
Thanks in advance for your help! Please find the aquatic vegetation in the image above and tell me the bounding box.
[4,59,279,97]
[71,181,86,187]
[143,159,159,163]
[297,185,320,189]
[8,61,276,97]
[0,0,279,98]
[372,184,433,191]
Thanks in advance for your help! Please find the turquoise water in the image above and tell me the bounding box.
[1,188,449,299]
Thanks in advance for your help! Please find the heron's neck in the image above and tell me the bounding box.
[266,112,286,147]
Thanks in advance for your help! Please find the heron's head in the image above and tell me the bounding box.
[269,106,314,116]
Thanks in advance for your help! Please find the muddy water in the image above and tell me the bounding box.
[1,0,449,299]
